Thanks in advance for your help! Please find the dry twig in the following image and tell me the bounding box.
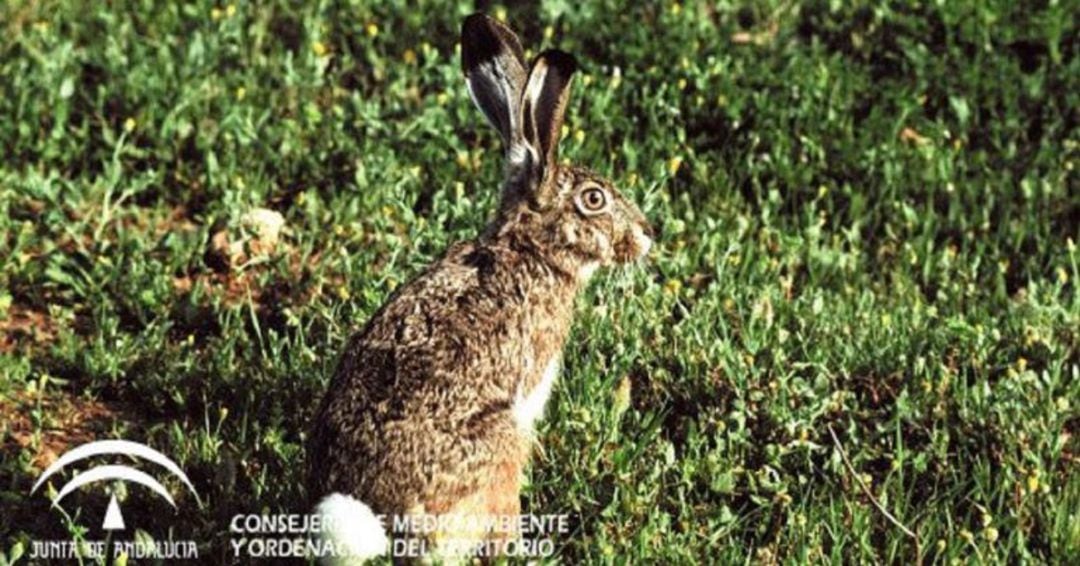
[828,425,922,562]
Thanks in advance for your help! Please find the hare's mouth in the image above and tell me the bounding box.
[633,227,653,259]
[614,226,652,263]
[630,224,652,262]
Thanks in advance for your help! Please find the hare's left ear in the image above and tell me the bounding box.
[520,49,577,207]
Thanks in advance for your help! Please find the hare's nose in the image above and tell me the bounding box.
[640,219,655,240]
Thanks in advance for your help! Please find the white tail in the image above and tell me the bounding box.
[315,493,389,565]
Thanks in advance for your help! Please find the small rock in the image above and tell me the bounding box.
[243,208,286,258]
[242,208,285,247]
[204,208,285,272]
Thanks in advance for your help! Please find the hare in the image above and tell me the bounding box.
[308,12,652,563]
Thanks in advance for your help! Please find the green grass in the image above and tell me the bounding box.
[1,0,1078,563]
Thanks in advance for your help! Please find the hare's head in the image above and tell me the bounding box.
[462,14,652,280]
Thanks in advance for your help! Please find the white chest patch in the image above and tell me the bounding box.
[513,358,559,433]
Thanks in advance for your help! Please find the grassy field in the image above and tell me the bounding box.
[1,0,1078,563]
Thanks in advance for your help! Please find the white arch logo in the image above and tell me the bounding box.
[30,440,200,530]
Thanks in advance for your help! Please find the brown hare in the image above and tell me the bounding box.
[308,12,652,563]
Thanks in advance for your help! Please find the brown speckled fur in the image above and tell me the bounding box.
[308,13,651,557]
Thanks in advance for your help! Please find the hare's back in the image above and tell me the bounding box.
[310,241,531,507]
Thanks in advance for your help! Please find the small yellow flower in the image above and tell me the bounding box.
[664,279,682,295]
[436,93,449,106]
[226,4,236,17]
[455,151,470,169]
[1016,357,1028,372]
[312,40,328,56]
[613,375,632,414]
[365,22,379,38]
[983,526,999,543]
[573,129,585,144]
[543,25,554,40]
[494,6,508,21]
[670,2,682,16]
[1027,473,1039,493]
[211,7,223,20]
[123,117,136,132]
[667,156,683,175]
[402,49,417,64]
[627,172,638,186]
[677,78,687,91]
[235,86,246,100]
[219,406,229,420]
[1057,266,1069,284]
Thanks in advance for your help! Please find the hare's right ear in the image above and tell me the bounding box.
[461,14,527,155]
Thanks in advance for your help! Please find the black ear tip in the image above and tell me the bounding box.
[537,49,578,76]
[462,13,490,36]
[462,14,494,71]
[461,13,525,73]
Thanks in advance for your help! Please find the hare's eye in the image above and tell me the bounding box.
[576,186,608,215]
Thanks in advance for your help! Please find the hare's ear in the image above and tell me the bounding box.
[519,49,577,204]
[462,14,527,154]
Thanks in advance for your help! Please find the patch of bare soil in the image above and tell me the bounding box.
[0,304,58,354]
[0,389,132,471]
